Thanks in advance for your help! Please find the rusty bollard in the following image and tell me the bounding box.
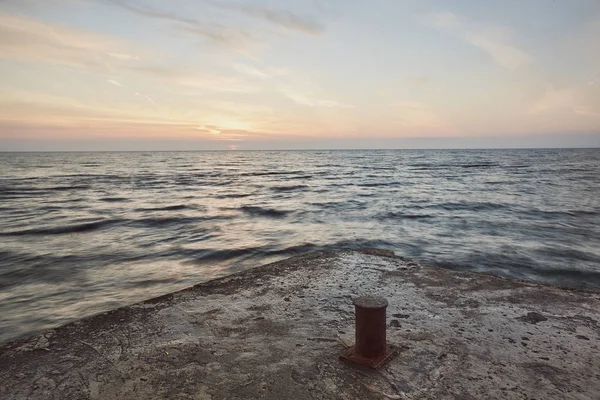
[340,295,397,369]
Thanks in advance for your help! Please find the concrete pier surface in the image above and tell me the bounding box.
[1,249,599,399]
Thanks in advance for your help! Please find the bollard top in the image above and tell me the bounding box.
[353,295,388,309]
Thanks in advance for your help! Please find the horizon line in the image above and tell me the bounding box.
[1,146,599,153]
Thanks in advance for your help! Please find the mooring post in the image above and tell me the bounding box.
[340,295,397,369]
[354,296,388,359]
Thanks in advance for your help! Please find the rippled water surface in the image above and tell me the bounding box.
[1,149,599,342]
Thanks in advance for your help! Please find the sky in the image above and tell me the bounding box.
[0,0,599,151]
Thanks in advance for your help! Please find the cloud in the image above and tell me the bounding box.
[145,96,157,106]
[205,0,324,36]
[242,6,323,36]
[0,92,137,131]
[529,86,600,117]
[425,11,530,70]
[102,0,199,26]
[232,63,292,82]
[102,0,322,54]
[0,11,137,69]
[127,66,259,93]
[232,63,270,79]
[177,24,258,52]
[529,88,574,114]
[0,0,84,10]
[231,62,351,108]
[199,125,222,135]
[280,86,353,108]
[196,124,253,140]
[573,107,600,116]
[101,0,261,53]
[107,79,122,87]
[0,90,269,140]
[107,52,139,60]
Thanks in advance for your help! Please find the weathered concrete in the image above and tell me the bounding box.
[1,249,600,399]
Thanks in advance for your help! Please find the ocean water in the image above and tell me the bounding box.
[1,149,599,343]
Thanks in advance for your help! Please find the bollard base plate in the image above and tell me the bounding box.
[340,344,399,369]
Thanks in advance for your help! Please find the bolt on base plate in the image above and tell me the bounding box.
[340,344,399,369]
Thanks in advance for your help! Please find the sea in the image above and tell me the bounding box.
[1,149,599,343]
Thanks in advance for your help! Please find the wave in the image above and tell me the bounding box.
[100,197,129,202]
[532,268,600,288]
[1,219,118,236]
[211,180,237,186]
[214,193,253,199]
[409,167,442,171]
[320,238,397,252]
[382,212,434,220]
[369,166,396,171]
[240,205,290,218]
[408,163,498,170]
[270,185,309,193]
[532,246,600,264]
[424,201,508,212]
[265,241,396,256]
[314,164,345,168]
[308,201,344,208]
[482,181,511,185]
[265,243,319,256]
[136,204,190,211]
[527,208,599,218]
[357,182,389,187]
[183,246,267,263]
[0,185,90,197]
[435,254,600,289]
[50,185,91,191]
[155,204,189,211]
[185,240,396,265]
[459,163,498,168]
[240,170,304,177]
[131,215,230,227]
